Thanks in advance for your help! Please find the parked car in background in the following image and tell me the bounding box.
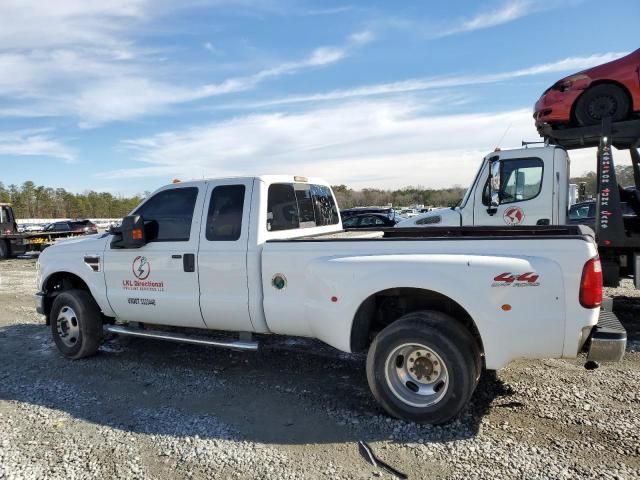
[534,48,640,133]
[399,208,419,218]
[24,224,45,232]
[341,207,396,220]
[568,199,637,230]
[342,213,398,228]
[43,220,98,234]
[72,220,99,234]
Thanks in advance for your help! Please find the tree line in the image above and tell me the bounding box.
[2,167,636,219]
[0,181,143,219]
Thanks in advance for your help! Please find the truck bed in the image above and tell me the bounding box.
[270,225,594,242]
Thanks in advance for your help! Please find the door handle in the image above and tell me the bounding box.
[536,218,550,225]
[171,254,182,259]
[183,253,195,272]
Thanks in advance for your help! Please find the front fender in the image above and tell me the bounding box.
[37,247,114,318]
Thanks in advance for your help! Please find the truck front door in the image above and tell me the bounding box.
[103,185,206,328]
[473,155,552,226]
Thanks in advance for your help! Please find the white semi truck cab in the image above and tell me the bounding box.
[35,175,626,424]
[407,145,571,228]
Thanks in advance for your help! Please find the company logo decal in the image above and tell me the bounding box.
[503,206,524,225]
[492,272,540,287]
[122,256,164,291]
[132,256,150,280]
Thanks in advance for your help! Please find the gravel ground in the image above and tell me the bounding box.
[1,258,639,480]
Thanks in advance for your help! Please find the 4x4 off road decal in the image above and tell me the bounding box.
[122,256,164,292]
[503,206,524,225]
[492,272,540,287]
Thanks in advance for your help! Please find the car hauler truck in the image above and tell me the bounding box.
[34,175,625,424]
[405,119,640,289]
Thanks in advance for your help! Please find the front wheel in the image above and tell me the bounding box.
[50,289,103,359]
[366,311,479,424]
[574,84,630,126]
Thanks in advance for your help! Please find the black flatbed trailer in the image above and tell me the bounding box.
[543,118,640,286]
[0,204,87,258]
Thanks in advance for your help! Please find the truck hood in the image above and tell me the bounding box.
[396,207,462,227]
[43,233,110,252]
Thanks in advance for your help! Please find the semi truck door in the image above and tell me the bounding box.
[198,180,254,331]
[103,185,206,328]
[473,155,552,226]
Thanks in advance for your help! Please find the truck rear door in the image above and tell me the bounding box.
[103,185,206,328]
[197,179,254,331]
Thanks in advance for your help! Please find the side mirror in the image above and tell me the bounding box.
[487,158,501,216]
[110,215,147,249]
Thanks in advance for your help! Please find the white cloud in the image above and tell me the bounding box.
[349,30,375,46]
[105,98,546,188]
[441,0,536,36]
[0,1,373,126]
[0,129,76,163]
[235,51,627,109]
[109,95,622,190]
[0,25,371,126]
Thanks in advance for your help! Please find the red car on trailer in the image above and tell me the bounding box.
[534,49,640,133]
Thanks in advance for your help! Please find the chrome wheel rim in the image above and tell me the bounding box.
[384,343,449,408]
[56,306,80,348]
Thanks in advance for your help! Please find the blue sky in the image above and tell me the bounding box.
[0,0,637,195]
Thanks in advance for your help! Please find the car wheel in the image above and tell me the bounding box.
[575,84,630,126]
[366,310,480,424]
[50,289,103,359]
[0,240,8,259]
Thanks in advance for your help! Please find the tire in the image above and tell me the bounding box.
[574,84,630,126]
[366,310,480,424]
[0,240,8,259]
[50,289,103,359]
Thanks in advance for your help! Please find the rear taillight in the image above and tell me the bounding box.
[579,257,602,308]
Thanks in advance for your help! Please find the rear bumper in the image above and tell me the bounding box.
[587,310,626,362]
[35,291,46,315]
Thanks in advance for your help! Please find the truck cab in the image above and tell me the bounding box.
[403,146,570,228]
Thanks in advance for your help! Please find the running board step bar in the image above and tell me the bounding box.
[105,325,258,351]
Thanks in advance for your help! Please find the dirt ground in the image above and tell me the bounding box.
[1,258,639,480]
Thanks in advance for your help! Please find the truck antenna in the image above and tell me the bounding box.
[495,122,512,151]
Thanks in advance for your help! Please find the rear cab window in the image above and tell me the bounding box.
[267,183,339,232]
[206,185,245,241]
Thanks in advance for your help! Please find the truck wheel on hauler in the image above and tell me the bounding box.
[50,289,103,359]
[366,310,479,424]
[0,240,8,259]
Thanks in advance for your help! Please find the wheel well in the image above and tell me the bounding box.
[571,80,633,123]
[42,272,91,322]
[350,287,484,355]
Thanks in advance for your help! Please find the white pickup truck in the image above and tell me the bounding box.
[35,175,626,424]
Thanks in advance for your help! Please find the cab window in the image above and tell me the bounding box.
[134,187,198,241]
[206,185,245,241]
[267,183,339,231]
[482,158,544,205]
